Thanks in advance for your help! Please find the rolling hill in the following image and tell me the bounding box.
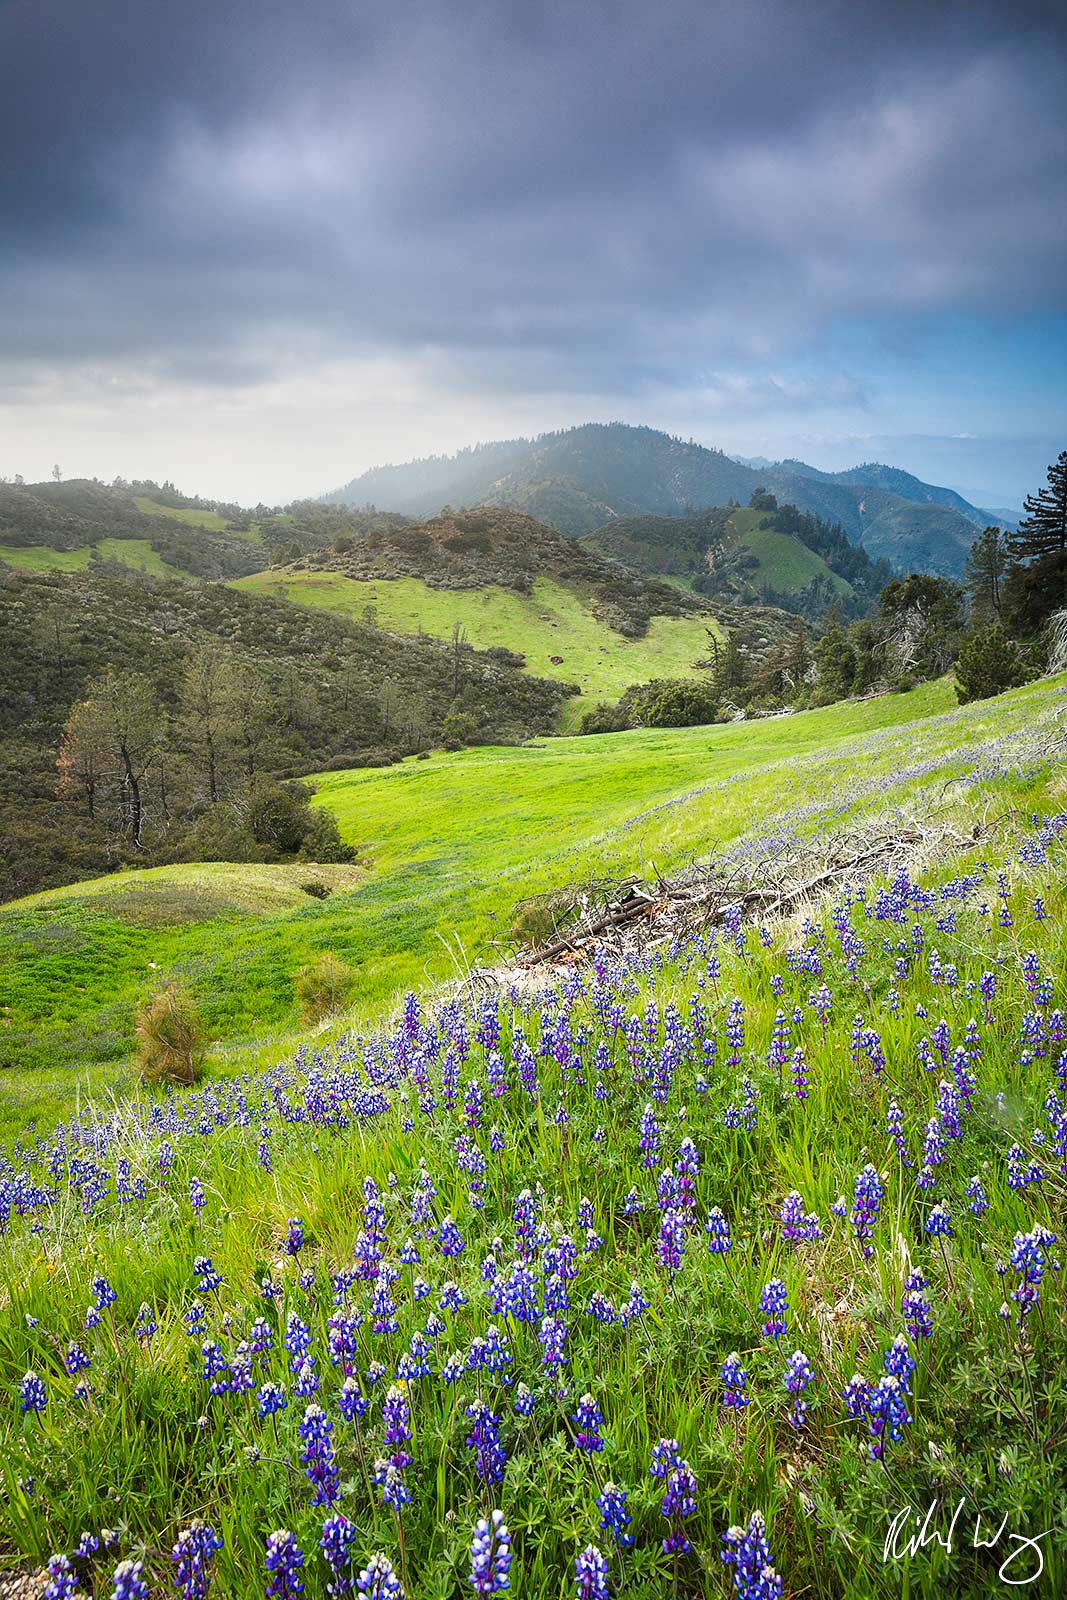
[324,422,994,575]
[580,500,892,619]
[235,507,802,710]
[0,478,411,582]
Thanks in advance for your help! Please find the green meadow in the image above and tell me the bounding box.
[233,571,721,717]
[2,671,1064,1140]
[0,538,187,578]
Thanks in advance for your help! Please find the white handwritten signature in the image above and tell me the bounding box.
[884,1499,1049,1586]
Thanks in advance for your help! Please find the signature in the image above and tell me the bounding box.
[884,1500,1049,1586]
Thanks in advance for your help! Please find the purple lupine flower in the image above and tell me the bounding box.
[790,1046,810,1101]
[338,1376,369,1422]
[842,1373,871,1419]
[759,1278,788,1339]
[885,1102,912,1167]
[299,1404,340,1506]
[883,1337,915,1390]
[720,1353,749,1409]
[705,1206,732,1254]
[657,1207,686,1278]
[650,1436,682,1479]
[43,1556,82,1600]
[783,1350,814,1428]
[65,1342,91,1376]
[372,1457,411,1511]
[538,1315,567,1372]
[964,1175,989,1215]
[864,1375,912,1459]
[92,1276,117,1310]
[902,1270,933,1340]
[265,1532,304,1600]
[134,1303,157,1344]
[721,1511,783,1600]
[596,1482,634,1548]
[572,1393,604,1453]
[18,1370,47,1413]
[172,1521,224,1600]
[285,1218,305,1256]
[574,1545,609,1599]
[381,1386,413,1468]
[258,1382,287,1419]
[778,1191,823,1244]
[513,1382,535,1417]
[1009,1226,1058,1320]
[469,1509,511,1595]
[355,1553,402,1598]
[849,1165,885,1258]
[924,1202,952,1238]
[660,1459,698,1554]
[320,1513,357,1596]
[110,1561,149,1600]
[438,1216,465,1257]
[465,1401,507,1484]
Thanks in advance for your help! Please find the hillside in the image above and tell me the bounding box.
[0,668,1060,1101]
[2,670,1066,1598]
[324,422,992,574]
[236,507,802,709]
[0,566,572,903]
[582,500,894,620]
[0,477,412,583]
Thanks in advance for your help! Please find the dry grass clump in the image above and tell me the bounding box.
[135,984,206,1085]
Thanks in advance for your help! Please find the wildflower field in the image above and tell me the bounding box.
[3,677,1067,1597]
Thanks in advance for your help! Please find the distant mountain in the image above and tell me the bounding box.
[324,423,995,577]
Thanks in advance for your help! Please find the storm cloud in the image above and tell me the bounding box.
[2,0,1065,501]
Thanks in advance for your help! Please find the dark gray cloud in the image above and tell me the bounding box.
[1,0,1065,498]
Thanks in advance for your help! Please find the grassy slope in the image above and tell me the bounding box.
[132,497,235,532]
[726,507,853,595]
[3,673,1065,1139]
[234,571,721,715]
[0,538,189,578]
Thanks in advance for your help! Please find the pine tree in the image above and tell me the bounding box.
[964,526,1009,621]
[1010,451,1067,563]
[955,623,1032,705]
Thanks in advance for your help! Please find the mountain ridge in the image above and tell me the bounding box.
[323,422,999,577]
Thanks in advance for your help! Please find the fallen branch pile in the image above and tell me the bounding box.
[513,807,992,971]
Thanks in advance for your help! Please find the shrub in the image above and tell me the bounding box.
[955,623,1033,704]
[135,984,206,1085]
[295,952,354,1023]
[300,880,331,899]
[172,804,265,863]
[297,805,355,863]
[441,710,480,749]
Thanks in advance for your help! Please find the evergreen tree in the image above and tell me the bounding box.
[964,527,1009,622]
[1010,450,1067,564]
[955,623,1032,705]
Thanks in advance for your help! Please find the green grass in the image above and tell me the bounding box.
[233,572,721,718]
[2,672,1065,1141]
[727,507,853,595]
[132,496,235,532]
[0,538,189,577]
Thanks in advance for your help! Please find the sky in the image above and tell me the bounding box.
[2,0,1065,510]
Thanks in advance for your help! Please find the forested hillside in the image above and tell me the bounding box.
[0,567,572,902]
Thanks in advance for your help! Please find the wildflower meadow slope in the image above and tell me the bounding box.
[2,682,1067,1598]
